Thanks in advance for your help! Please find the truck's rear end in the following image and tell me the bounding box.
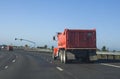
[53,29,97,63]
[66,29,96,49]
[66,29,97,62]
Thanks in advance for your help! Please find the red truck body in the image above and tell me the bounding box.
[7,46,13,51]
[53,29,97,63]
[57,29,96,49]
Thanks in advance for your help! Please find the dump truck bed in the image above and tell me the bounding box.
[58,29,96,49]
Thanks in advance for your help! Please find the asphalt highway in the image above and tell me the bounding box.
[0,50,120,79]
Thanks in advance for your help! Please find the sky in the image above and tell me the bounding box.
[0,0,120,50]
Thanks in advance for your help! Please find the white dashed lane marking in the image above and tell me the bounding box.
[5,66,8,69]
[12,59,16,63]
[56,67,63,71]
[101,63,120,68]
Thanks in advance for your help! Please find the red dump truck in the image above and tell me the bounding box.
[53,29,97,63]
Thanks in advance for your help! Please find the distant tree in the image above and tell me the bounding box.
[25,44,28,47]
[44,45,47,49]
[51,46,54,50]
[102,46,107,51]
[113,50,116,52]
[37,46,40,49]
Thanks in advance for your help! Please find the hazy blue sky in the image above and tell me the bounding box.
[0,0,120,50]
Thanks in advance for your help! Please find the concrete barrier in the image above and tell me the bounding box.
[25,48,53,53]
[25,48,120,60]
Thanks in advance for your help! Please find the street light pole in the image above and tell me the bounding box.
[15,38,36,47]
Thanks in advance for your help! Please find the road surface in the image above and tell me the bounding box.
[0,50,120,79]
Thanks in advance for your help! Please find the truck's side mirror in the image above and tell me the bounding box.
[53,36,56,40]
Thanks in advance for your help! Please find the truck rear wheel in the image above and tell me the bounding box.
[89,51,97,62]
[60,50,63,63]
[63,50,67,64]
[59,50,67,64]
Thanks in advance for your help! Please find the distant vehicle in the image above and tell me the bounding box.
[53,29,97,63]
[0,45,7,49]
[7,46,13,51]
[0,45,7,50]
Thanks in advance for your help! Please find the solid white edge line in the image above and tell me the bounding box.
[101,63,120,68]
[56,67,63,71]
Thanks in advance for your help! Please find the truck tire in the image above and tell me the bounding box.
[63,51,67,64]
[88,52,97,63]
[60,50,63,63]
